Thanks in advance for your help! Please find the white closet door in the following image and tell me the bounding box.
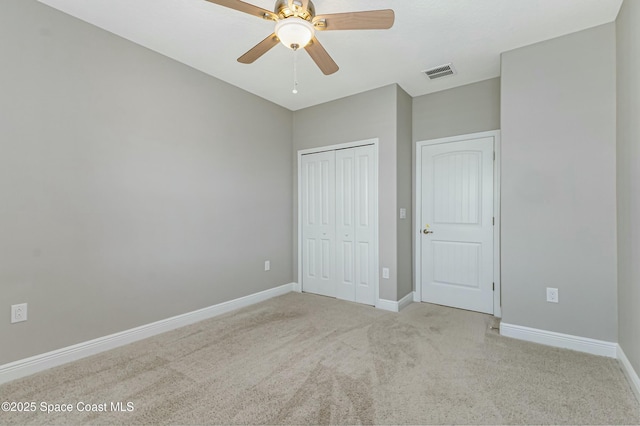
[353,145,376,305]
[301,151,336,298]
[335,149,355,301]
[335,145,376,305]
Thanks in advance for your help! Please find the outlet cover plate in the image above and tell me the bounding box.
[382,268,390,279]
[546,288,559,303]
[11,303,28,323]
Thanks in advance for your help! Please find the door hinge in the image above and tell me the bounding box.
[493,151,496,161]
[492,217,495,225]
[493,282,495,291]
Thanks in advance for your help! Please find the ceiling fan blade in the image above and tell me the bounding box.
[313,9,394,31]
[237,33,280,64]
[304,37,339,75]
[204,0,277,21]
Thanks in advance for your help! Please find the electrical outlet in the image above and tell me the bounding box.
[264,260,270,271]
[11,303,27,323]
[382,267,390,279]
[399,208,406,219]
[546,288,559,303]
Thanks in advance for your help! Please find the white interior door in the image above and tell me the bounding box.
[301,151,336,298]
[300,143,377,305]
[419,136,494,314]
[336,145,376,305]
[335,149,354,301]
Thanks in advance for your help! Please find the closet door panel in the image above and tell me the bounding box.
[336,149,356,301]
[301,151,336,297]
[354,145,376,305]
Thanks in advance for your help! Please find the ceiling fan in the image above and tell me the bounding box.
[204,0,395,75]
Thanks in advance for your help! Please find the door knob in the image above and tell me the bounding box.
[423,229,434,235]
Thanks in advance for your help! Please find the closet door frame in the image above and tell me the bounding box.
[296,139,379,306]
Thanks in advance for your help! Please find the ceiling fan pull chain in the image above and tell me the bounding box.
[292,49,299,94]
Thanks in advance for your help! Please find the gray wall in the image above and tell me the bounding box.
[413,78,501,143]
[292,85,400,301]
[0,0,293,364]
[501,24,618,341]
[616,0,640,375]
[396,87,413,300]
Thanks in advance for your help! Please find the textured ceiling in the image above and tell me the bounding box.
[38,0,622,111]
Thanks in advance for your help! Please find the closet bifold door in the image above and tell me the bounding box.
[301,151,336,298]
[336,145,376,305]
[335,149,355,301]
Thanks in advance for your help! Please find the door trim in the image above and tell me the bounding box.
[414,131,501,317]
[297,139,380,306]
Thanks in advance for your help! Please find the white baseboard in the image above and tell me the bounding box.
[617,344,640,402]
[0,283,295,385]
[375,299,396,312]
[376,292,414,313]
[499,323,617,358]
[413,291,420,303]
[292,282,301,292]
[398,292,414,311]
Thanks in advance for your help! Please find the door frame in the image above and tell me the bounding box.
[414,130,501,317]
[296,138,380,306]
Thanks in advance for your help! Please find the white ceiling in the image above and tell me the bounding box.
[38,0,622,111]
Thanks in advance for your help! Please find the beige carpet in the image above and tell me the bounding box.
[1,292,638,425]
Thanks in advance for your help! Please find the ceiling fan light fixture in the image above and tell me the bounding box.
[275,17,314,50]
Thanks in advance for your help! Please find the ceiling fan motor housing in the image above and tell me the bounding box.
[274,0,315,20]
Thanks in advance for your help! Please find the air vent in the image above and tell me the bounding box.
[423,63,457,80]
